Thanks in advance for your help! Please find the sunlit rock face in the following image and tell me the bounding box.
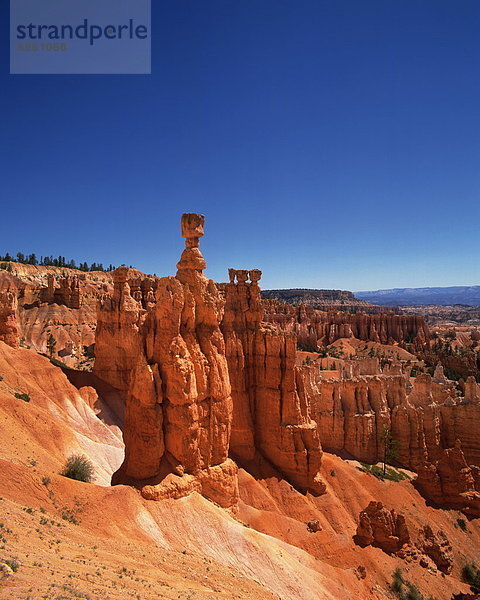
[0,291,19,348]
[96,214,236,507]
[416,440,480,517]
[95,213,326,506]
[263,301,431,350]
[222,269,325,495]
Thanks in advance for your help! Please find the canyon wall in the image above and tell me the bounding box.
[263,301,430,350]
[298,359,480,472]
[0,291,19,347]
[0,265,112,366]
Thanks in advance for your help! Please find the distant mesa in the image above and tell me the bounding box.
[357,285,480,307]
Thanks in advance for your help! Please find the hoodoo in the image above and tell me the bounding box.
[95,213,325,506]
[97,213,237,506]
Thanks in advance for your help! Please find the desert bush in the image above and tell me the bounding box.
[60,454,95,483]
[390,568,438,600]
[462,563,480,591]
[456,517,467,532]
[14,392,30,402]
[4,558,19,572]
[359,462,409,482]
[46,333,56,358]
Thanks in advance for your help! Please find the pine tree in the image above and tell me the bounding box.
[46,333,57,358]
[379,426,400,477]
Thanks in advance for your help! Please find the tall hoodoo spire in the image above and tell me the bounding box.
[176,212,207,272]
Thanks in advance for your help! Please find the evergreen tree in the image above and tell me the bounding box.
[379,426,400,477]
[46,333,57,358]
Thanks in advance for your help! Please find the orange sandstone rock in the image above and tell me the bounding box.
[298,358,480,472]
[354,501,410,554]
[100,215,236,506]
[263,301,431,350]
[416,441,480,517]
[222,270,325,495]
[419,524,453,574]
[0,291,19,347]
[354,501,453,573]
[96,215,325,506]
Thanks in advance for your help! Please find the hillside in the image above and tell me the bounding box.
[357,286,480,307]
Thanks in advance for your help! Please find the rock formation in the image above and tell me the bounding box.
[0,291,19,347]
[95,214,325,505]
[40,274,81,308]
[263,301,430,350]
[0,265,113,367]
[354,501,410,554]
[354,502,453,573]
[97,214,237,507]
[260,288,387,313]
[92,213,480,512]
[296,356,480,473]
[416,440,480,517]
[418,524,453,574]
[222,269,325,494]
[94,266,148,392]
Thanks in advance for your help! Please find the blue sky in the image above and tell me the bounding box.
[1,0,479,290]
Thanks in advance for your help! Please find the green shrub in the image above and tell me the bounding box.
[456,517,467,532]
[60,454,95,483]
[391,568,404,595]
[358,462,409,482]
[4,558,19,572]
[462,563,480,591]
[405,582,423,600]
[14,392,30,402]
[390,569,438,600]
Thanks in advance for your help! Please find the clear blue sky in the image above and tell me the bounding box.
[1,0,479,290]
